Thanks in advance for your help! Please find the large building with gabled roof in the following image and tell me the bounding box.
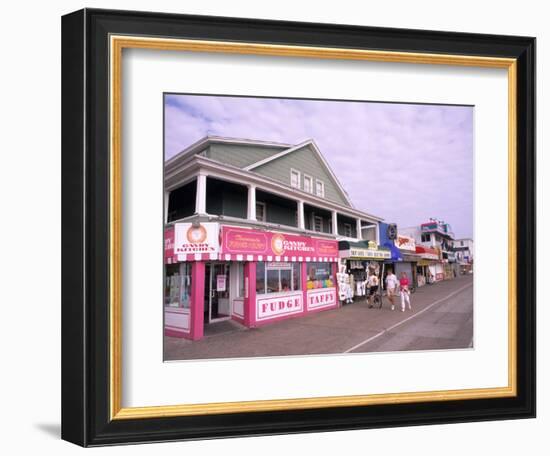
[164,136,386,340]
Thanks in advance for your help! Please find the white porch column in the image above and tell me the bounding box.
[375,222,380,245]
[332,210,338,236]
[195,173,207,214]
[356,219,362,240]
[247,184,256,220]
[297,200,305,229]
[164,191,170,223]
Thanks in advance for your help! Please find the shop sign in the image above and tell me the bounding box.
[164,226,175,263]
[395,235,416,251]
[342,248,391,259]
[221,226,338,259]
[423,254,439,260]
[174,222,219,255]
[266,262,292,270]
[256,293,303,320]
[216,274,226,292]
[415,246,439,260]
[307,288,337,310]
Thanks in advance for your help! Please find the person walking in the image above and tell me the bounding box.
[366,272,379,308]
[399,271,412,312]
[385,269,399,310]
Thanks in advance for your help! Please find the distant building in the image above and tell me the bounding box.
[453,238,474,262]
[400,219,459,280]
[453,238,474,274]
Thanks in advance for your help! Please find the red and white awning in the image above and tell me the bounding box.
[174,253,338,262]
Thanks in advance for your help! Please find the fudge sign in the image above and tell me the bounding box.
[256,293,303,320]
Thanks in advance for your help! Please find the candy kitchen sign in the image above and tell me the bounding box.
[173,222,220,256]
[395,234,416,251]
[221,226,339,260]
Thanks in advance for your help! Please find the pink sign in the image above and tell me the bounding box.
[164,226,176,264]
[256,292,303,321]
[216,274,227,292]
[221,227,339,259]
[307,288,337,310]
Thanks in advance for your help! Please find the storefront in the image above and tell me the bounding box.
[414,246,442,285]
[164,222,340,340]
[385,235,420,287]
[338,240,391,299]
[445,252,460,279]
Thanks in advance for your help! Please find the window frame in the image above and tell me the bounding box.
[256,201,267,222]
[343,222,353,237]
[256,261,301,294]
[303,174,313,193]
[313,215,323,233]
[315,179,325,197]
[290,168,301,189]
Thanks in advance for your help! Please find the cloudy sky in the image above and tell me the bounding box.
[165,94,473,239]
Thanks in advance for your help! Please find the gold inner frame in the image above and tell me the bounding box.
[109,35,517,420]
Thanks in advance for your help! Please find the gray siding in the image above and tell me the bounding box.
[252,145,350,206]
[203,143,284,169]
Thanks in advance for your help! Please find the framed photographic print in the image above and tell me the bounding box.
[61,8,536,447]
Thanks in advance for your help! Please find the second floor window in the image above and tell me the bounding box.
[314,215,323,232]
[256,202,266,222]
[343,223,352,237]
[290,169,300,189]
[421,233,431,243]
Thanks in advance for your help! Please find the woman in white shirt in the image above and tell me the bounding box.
[385,269,399,311]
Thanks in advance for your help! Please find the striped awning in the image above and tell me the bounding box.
[175,253,338,262]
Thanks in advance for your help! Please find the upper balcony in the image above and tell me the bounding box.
[165,172,379,242]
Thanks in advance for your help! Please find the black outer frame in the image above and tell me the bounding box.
[61,8,536,447]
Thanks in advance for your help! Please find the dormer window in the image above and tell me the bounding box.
[315,179,325,197]
[290,169,301,189]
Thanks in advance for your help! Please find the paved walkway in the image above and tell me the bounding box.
[164,274,474,361]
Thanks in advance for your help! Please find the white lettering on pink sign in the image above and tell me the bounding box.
[307,288,337,310]
[256,293,303,321]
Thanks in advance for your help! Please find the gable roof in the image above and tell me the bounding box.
[244,139,354,207]
[165,135,292,166]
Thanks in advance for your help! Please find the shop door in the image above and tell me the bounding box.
[204,262,231,324]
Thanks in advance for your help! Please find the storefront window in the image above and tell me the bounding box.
[237,263,245,298]
[256,261,265,294]
[256,261,301,294]
[306,262,334,290]
[164,263,192,308]
[266,268,280,293]
[293,263,301,291]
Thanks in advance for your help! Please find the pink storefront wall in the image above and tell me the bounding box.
[165,225,341,339]
[164,261,206,340]
[241,261,340,328]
